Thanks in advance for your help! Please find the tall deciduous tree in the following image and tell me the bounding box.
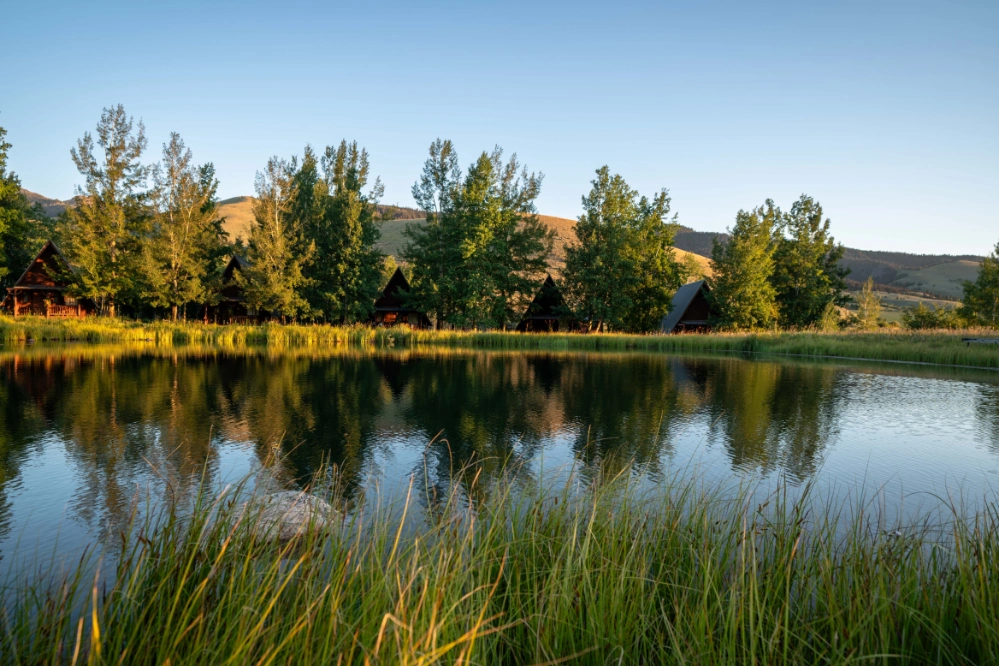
[242,156,314,319]
[142,133,229,320]
[960,240,999,326]
[854,276,882,330]
[454,148,551,328]
[771,195,849,328]
[562,167,685,332]
[65,105,149,317]
[404,139,465,328]
[303,141,385,323]
[709,201,780,330]
[0,125,40,287]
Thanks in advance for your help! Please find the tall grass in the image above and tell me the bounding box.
[3,466,998,664]
[2,315,998,368]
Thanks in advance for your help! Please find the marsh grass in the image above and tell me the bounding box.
[2,315,998,369]
[2,464,998,665]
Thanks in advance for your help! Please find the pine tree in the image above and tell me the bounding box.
[562,167,684,332]
[302,141,385,323]
[404,139,464,328]
[142,133,228,320]
[960,240,999,326]
[64,105,150,317]
[771,195,849,328]
[708,201,780,330]
[241,156,314,319]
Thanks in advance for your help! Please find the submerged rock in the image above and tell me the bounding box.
[241,491,338,542]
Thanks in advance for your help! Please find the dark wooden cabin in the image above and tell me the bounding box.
[2,241,94,318]
[372,268,430,327]
[201,255,264,324]
[660,280,712,333]
[517,274,567,332]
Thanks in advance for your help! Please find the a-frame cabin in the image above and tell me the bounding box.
[516,274,568,332]
[2,241,94,318]
[201,255,265,324]
[660,280,712,333]
[372,267,431,328]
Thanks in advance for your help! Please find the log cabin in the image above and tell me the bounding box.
[371,267,431,328]
[516,274,568,332]
[660,280,712,333]
[2,241,95,318]
[201,255,265,324]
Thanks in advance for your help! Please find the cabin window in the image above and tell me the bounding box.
[384,313,397,324]
[64,296,77,306]
[247,306,259,316]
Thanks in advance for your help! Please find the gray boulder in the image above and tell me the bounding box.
[241,491,338,542]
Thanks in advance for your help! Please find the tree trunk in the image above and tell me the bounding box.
[171,304,178,321]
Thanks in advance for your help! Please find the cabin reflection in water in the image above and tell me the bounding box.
[372,268,431,328]
[2,241,95,318]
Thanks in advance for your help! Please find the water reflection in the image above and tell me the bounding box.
[1,347,998,551]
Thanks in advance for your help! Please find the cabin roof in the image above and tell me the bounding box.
[374,267,421,311]
[9,240,74,290]
[660,280,710,333]
[519,274,565,320]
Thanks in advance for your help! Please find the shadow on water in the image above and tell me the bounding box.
[0,344,998,558]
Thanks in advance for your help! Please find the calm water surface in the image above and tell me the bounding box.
[1,346,998,566]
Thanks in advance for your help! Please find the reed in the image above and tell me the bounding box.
[2,316,997,368]
[2,466,998,664]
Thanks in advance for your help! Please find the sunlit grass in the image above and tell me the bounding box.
[1,316,997,368]
[2,464,998,664]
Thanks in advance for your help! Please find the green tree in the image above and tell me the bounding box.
[454,148,551,328]
[960,241,999,327]
[563,168,684,332]
[708,201,780,330]
[64,105,150,317]
[241,156,314,319]
[622,188,686,332]
[771,195,849,328]
[901,302,960,330]
[142,133,229,320]
[303,141,385,323]
[0,125,43,287]
[853,276,882,330]
[404,139,464,328]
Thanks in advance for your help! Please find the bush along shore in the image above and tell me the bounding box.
[1,315,998,369]
[2,467,998,665]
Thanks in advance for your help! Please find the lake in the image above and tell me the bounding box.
[2,346,998,568]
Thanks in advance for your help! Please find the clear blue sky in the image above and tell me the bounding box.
[2,0,996,254]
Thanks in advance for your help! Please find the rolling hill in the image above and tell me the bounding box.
[21,188,977,296]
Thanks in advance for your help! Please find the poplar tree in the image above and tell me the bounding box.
[404,139,464,327]
[854,276,882,329]
[960,240,999,326]
[771,195,848,328]
[0,125,36,287]
[65,105,149,317]
[709,201,780,330]
[562,167,684,332]
[454,148,551,328]
[241,157,314,319]
[142,133,228,320]
[303,141,385,323]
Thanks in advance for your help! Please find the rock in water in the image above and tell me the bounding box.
[243,491,337,541]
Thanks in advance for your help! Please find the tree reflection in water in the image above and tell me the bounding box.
[1,347,996,548]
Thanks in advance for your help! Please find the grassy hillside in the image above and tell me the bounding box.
[891,260,980,300]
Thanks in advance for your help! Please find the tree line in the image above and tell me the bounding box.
[1,105,997,330]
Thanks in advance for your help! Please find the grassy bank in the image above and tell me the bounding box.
[3,468,998,664]
[2,315,998,368]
